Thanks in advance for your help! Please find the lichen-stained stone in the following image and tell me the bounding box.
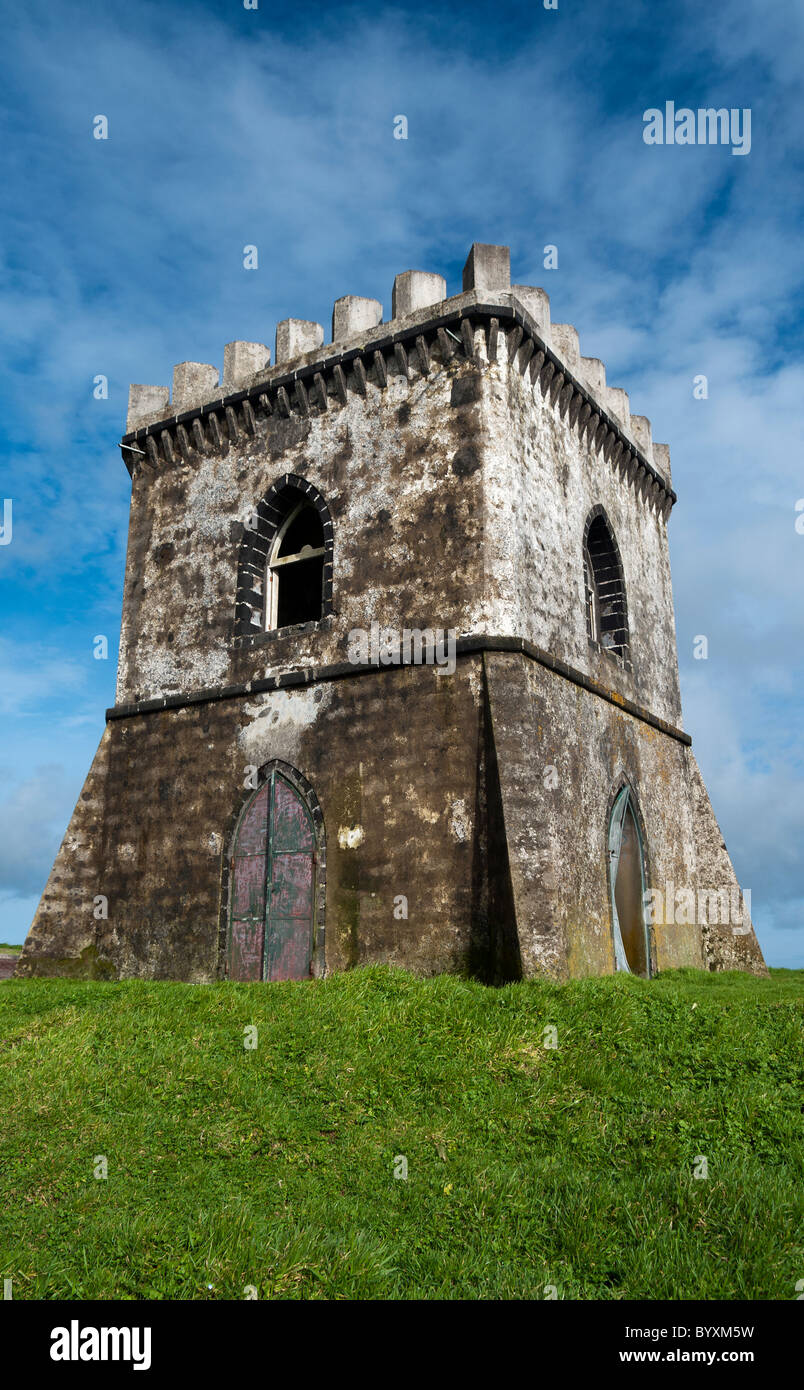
[222,341,271,388]
[172,361,219,411]
[275,319,323,365]
[126,384,170,433]
[17,250,767,982]
[331,296,382,342]
[463,242,511,294]
[483,651,711,979]
[391,270,447,320]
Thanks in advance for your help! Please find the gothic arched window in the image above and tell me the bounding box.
[583,509,630,663]
[265,497,326,630]
[234,474,333,639]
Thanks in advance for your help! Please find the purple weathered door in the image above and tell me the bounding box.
[228,781,269,981]
[229,771,316,982]
[264,774,315,980]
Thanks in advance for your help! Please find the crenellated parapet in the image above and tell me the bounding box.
[122,243,675,519]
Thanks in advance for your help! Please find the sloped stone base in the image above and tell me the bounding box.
[17,654,766,982]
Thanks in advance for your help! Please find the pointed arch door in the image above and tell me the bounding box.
[228,769,316,981]
[608,786,650,978]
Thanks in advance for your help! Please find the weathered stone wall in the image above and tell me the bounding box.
[19,661,490,981]
[116,338,489,707]
[480,338,682,728]
[483,652,763,978]
[18,650,765,982]
[116,303,681,732]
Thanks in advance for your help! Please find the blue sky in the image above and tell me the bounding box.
[1,0,802,963]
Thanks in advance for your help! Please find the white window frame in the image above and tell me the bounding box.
[264,502,326,631]
[584,547,599,643]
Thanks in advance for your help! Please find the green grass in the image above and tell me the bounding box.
[0,966,802,1300]
[0,943,20,953]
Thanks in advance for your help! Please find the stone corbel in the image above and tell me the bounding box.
[394,342,410,382]
[568,390,584,428]
[460,318,475,360]
[437,327,454,362]
[176,424,192,462]
[558,381,574,418]
[372,352,387,389]
[207,412,223,450]
[539,360,556,397]
[352,360,368,396]
[529,349,546,383]
[160,429,175,465]
[333,365,348,406]
[295,379,311,414]
[487,318,499,362]
[518,338,535,375]
[507,325,524,362]
[192,419,207,454]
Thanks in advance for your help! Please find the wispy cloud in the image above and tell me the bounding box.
[0,639,89,717]
[0,764,77,896]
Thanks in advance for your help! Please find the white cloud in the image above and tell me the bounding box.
[0,639,88,717]
[0,764,77,896]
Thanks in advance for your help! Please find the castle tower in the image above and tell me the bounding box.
[17,244,766,982]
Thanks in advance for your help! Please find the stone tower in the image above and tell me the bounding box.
[17,243,766,982]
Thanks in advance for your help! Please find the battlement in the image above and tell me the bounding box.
[122,243,674,515]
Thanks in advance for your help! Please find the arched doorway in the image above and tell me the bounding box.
[228,768,318,981]
[608,786,650,977]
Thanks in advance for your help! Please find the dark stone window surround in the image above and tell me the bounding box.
[234,473,334,642]
[236,613,334,651]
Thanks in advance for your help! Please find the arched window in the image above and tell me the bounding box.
[583,509,630,662]
[234,474,333,639]
[265,496,325,630]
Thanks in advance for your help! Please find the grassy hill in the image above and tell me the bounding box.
[0,966,802,1300]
